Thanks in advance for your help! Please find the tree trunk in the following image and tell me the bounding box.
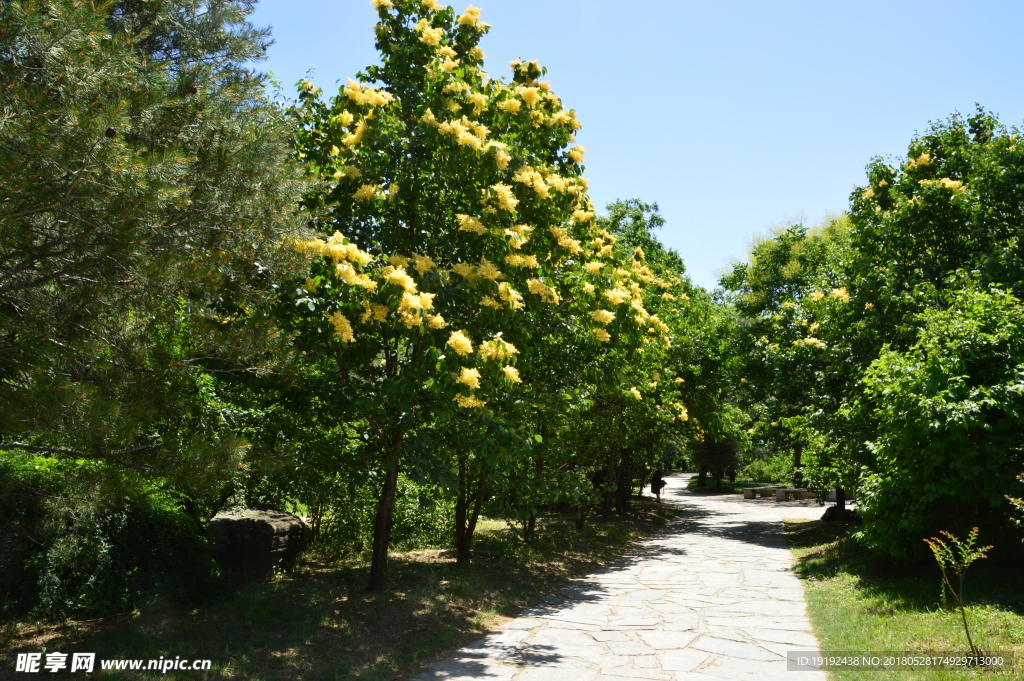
[600,444,617,521]
[615,448,631,514]
[455,452,488,563]
[836,487,846,516]
[697,465,708,487]
[367,444,401,592]
[793,443,804,487]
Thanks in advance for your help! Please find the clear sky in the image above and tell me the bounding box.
[249,0,1024,290]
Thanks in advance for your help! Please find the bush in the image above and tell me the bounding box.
[741,453,794,484]
[1,454,224,621]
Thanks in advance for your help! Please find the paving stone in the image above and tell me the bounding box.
[412,474,829,681]
[690,635,780,661]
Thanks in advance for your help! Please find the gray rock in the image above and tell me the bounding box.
[208,508,306,581]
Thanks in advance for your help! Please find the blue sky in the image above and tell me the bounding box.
[249,0,1024,290]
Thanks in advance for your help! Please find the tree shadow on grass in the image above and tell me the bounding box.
[785,519,1024,619]
[0,500,680,681]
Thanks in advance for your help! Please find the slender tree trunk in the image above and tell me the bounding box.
[367,442,401,592]
[697,465,708,487]
[455,452,488,563]
[615,448,631,514]
[836,486,846,516]
[601,444,617,521]
[793,442,804,488]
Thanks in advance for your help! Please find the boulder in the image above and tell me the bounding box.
[208,508,306,581]
[821,505,860,523]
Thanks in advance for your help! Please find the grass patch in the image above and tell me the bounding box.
[784,519,1024,680]
[1,499,679,680]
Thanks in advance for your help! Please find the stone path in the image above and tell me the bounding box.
[412,474,830,681]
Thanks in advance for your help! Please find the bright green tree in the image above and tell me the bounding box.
[283,0,667,590]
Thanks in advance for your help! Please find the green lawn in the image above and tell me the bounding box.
[1,500,679,680]
[785,519,1024,680]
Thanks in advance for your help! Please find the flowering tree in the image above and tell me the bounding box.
[284,0,669,590]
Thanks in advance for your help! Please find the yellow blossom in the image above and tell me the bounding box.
[452,262,476,280]
[808,291,825,302]
[457,4,483,26]
[438,45,457,58]
[628,387,642,401]
[477,257,503,280]
[415,18,443,45]
[673,377,684,384]
[488,183,519,213]
[526,278,560,304]
[422,0,445,8]
[411,253,435,274]
[661,293,675,301]
[603,288,630,305]
[831,287,851,303]
[470,46,485,59]
[353,184,380,200]
[478,336,519,362]
[447,330,473,355]
[572,209,595,223]
[864,302,874,309]
[502,366,521,383]
[360,301,389,323]
[497,98,521,113]
[566,145,586,163]
[389,254,411,268]
[327,311,354,343]
[439,57,459,73]
[590,309,615,325]
[457,367,481,389]
[382,266,416,292]
[371,0,393,9]
[457,214,487,235]
[593,328,611,342]
[582,282,595,294]
[467,92,488,113]
[427,314,448,329]
[515,86,542,107]
[454,393,486,408]
[498,282,524,309]
[480,296,502,309]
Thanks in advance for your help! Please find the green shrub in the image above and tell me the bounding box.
[741,453,793,484]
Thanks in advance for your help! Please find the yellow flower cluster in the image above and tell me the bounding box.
[502,366,521,382]
[512,166,553,198]
[454,393,486,408]
[593,328,611,342]
[831,287,850,303]
[447,330,474,355]
[457,213,487,235]
[498,282,524,309]
[603,288,630,305]
[905,151,932,168]
[478,336,518,362]
[526,278,560,304]
[353,184,381,200]
[497,98,521,113]
[422,0,445,9]
[457,367,481,389]
[327,311,355,343]
[808,291,824,302]
[566,145,586,163]
[504,224,533,248]
[504,253,540,268]
[590,309,615,324]
[628,387,642,400]
[548,226,582,254]
[515,86,542,108]
[477,257,503,280]
[584,261,604,274]
[343,78,394,107]
[487,183,519,213]
[414,18,443,46]
[457,4,485,27]
[669,401,688,421]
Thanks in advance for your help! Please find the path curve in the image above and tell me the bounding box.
[412,474,828,681]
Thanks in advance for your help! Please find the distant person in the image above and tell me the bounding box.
[651,469,667,502]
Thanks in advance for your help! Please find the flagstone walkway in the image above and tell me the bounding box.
[412,474,830,681]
